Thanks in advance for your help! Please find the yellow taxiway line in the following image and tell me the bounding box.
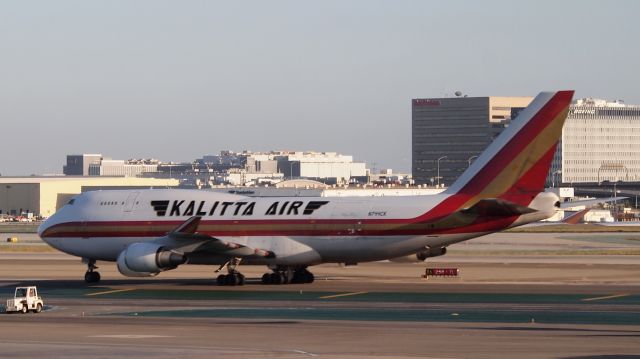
[319,291,368,299]
[86,288,136,297]
[581,293,629,302]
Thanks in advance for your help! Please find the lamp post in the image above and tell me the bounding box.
[437,156,447,188]
[552,170,562,188]
[613,182,619,222]
[467,155,478,169]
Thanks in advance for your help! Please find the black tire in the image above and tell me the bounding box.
[35,303,42,313]
[217,274,226,286]
[20,304,28,314]
[261,273,270,284]
[224,274,235,286]
[305,271,315,284]
[268,272,280,284]
[237,274,246,286]
[85,271,101,284]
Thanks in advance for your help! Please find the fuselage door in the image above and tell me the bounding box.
[123,192,140,213]
[330,199,371,235]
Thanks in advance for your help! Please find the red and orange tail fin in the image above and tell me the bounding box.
[445,91,574,207]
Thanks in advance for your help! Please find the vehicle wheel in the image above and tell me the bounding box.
[35,303,42,313]
[85,271,101,283]
[20,304,28,314]
[261,273,270,284]
[268,272,280,284]
[225,274,239,286]
[305,271,315,284]
[217,274,226,286]
[237,274,245,286]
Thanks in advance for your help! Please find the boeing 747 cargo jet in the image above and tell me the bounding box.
[39,91,574,285]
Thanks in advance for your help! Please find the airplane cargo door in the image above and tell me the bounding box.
[330,199,371,236]
[123,192,140,213]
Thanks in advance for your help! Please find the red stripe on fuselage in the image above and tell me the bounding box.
[40,214,521,238]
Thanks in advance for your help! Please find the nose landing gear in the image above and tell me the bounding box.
[83,258,101,283]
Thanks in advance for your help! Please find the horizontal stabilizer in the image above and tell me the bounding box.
[461,198,537,217]
[559,197,628,209]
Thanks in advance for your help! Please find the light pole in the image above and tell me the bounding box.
[552,170,562,188]
[437,156,447,188]
[467,155,478,169]
[613,182,619,222]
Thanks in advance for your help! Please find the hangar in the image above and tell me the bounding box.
[0,177,178,218]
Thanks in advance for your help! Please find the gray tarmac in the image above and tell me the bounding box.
[1,232,640,358]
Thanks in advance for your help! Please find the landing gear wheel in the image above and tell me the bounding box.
[84,271,100,283]
[215,257,246,286]
[303,271,314,284]
[217,273,245,286]
[261,273,271,284]
[35,303,43,313]
[84,258,100,284]
[224,274,238,286]
[263,267,315,285]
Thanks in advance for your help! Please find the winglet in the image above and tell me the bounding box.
[171,216,202,235]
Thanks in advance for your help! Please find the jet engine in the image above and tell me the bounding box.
[389,246,447,263]
[116,242,186,277]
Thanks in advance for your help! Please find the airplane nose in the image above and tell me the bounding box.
[38,209,64,239]
[38,217,52,238]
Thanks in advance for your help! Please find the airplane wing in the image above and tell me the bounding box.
[158,216,275,258]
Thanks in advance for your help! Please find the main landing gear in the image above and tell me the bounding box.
[215,260,315,286]
[216,258,245,286]
[84,258,101,284]
[261,266,314,285]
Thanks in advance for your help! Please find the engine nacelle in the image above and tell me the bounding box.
[116,242,186,277]
[389,246,447,263]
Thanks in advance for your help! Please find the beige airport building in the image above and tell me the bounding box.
[0,177,179,218]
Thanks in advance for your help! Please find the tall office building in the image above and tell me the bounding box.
[412,95,533,186]
[63,154,103,176]
[551,98,640,185]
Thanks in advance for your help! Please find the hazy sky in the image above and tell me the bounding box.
[1,1,639,175]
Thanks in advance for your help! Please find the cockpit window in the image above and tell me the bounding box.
[67,199,75,205]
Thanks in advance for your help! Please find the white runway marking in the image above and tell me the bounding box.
[89,335,174,339]
[292,349,319,357]
[319,291,368,299]
[581,293,629,302]
[86,288,136,296]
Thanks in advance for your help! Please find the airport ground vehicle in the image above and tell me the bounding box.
[5,286,44,313]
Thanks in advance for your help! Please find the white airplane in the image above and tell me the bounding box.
[39,90,574,285]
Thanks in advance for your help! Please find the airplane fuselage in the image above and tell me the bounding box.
[39,189,556,266]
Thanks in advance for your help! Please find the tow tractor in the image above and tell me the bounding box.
[5,286,44,314]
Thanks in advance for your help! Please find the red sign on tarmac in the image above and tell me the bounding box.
[423,268,459,277]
